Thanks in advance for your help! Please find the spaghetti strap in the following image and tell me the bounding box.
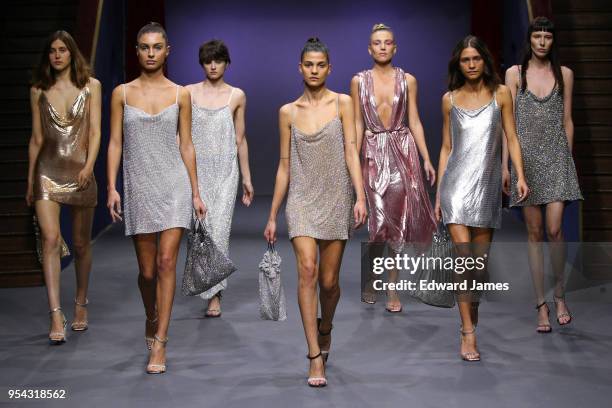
[335,94,340,117]
[122,84,127,105]
[175,85,179,104]
[226,87,234,106]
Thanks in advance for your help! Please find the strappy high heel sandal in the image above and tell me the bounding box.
[553,296,572,326]
[49,307,67,345]
[317,318,333,363]
[535,301,552,333]
[146,335,168,374]
[71,298,89,331]
[205,291,222,318]
[306,352,327,387]
[145,316,158,351]
[459,327,480,362]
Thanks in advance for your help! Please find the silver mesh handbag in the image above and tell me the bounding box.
[182,218,236,296]
[410,223,455,308]
[258,243,287,321]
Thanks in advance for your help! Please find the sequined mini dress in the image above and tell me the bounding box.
[121,84,192,236]
[33,86,97,206]
[285,96,354,240]
[357,68,436,250]
[440,91,502,229]
[191,87,239,299]
[510,67,583,206]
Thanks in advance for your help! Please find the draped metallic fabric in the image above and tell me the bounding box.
[285,101,354,241]
[440,93,502,229]
[122,85,192,236]
[33,87,97,206]
[191,93,238,300]
[510,71,582,206]
[357,68,436,250]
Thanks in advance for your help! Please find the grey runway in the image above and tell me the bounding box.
[1,198,611,408]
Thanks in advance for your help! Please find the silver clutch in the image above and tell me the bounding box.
[182,218,236,296]
[258,243,287,321]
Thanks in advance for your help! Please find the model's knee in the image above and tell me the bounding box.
[526,223,544,242]
[41,230,61,252]
[156,253,176,274]
[298,259,317,287]
[546,225,563,242]
[319,276,339,294]
[72,239,90,258]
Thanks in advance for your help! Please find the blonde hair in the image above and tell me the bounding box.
[371,23,392,34]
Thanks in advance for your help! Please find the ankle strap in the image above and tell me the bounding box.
[146,315,159,323]
[307,352,322,360]
[153,334,168,345]
[74,298,89,307]
[49,307,62,314]
[536,301,548,310]
[460,327,476,335]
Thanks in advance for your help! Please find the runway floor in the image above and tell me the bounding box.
[2,198,611,407]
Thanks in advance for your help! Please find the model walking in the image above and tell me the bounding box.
[503,17,582,333]
[435,35,529,361]
[186,39,254,317]
[351,23,437,312]
[264,38,367,387]
[106,23,206,374]
[27,30,101,344]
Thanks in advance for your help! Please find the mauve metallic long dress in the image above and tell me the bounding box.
[510,68,582,206]
[121,85,192,236]
[357,68,436,250]
[285,96,354,240]
[191,88,239,300]
[440,92,502,229]
[34,87,97,206]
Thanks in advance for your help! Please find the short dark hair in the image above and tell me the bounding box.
[447,35,500,91]
[198,40,231,66]
[300,37,329,62]
[136,22,168,44]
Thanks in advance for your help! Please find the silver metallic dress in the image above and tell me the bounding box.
[510,68,582,206]
[191,88,239,299]
[285,96,354,240]
[122,85,192,236]
[440,91,502,229]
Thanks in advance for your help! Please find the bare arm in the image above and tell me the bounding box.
[406,73,436,186]
[434,93,452,221]
[106,85,125,221]
[350,75,365,153]
[561,66,574,150]
[177,86,206,219]
[498,85,529,201]
[263,104,292,243]
[26,87,43,206]
[339,94,367,227]
[233,89,254,205]
[78,78,102,188]
[502,65,520,195]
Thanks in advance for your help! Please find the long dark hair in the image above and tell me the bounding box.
[519,16,564,93]
[31,30,91,90]
[301,37,329,62]
[447,35,500,91]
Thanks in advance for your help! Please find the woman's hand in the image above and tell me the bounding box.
[423,160,436,186]
[193,196,207,220]
[77,167,94,190]
[434,196,442,223]
[353,199,367,228]
[107,189,122,222]
[515,178,529,203]
[264,219,277,244]
[25,183,34,207]
[502,168,511,196]
[242,179,254,207]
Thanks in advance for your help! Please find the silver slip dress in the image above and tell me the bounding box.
[440,91,503,229]
[121,84,192,236]
[191,87,239,299]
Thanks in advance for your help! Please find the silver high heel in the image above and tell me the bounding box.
[459,327,480,362]
[71,298,89,331]
[146,335,168,374]
[49,307,67,345]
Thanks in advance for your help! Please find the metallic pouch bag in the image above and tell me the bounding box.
[410,223,455,308]
[33,215,70,264]
[182,218,237,296]
[258,243,287,321]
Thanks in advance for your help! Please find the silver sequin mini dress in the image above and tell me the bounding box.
[285,98,354,240]
[122,85,192,236]
[440,92,503,229]
[191,88,239,299]
[510,69,583,206]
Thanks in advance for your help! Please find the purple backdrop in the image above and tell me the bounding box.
[166,0,470,194]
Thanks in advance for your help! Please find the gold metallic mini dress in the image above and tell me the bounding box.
[33,87,97,207]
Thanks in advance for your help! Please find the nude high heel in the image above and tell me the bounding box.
[49,307,67,345]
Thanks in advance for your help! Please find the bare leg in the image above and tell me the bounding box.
[70,205,95,329]
[386,260,402,312]
[546,201,571,324]
[317,239,346,357]
[522,205,551,331]
[363,242,385,303]
[470,227,494,327]
[132,233,158,345]
[148,228,183,369]
[35,200,65,338]
[291,236,325,385]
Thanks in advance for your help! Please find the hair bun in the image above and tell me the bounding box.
[307,37,320,43]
